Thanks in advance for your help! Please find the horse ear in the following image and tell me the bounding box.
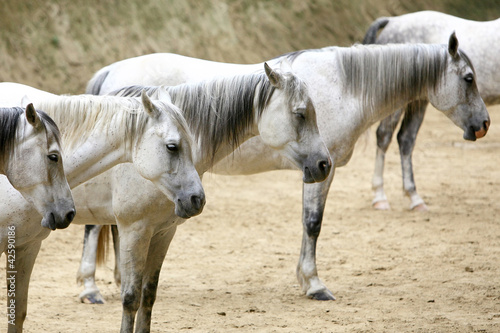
[279,59,293,73]
[448,31,459,58]
[25,103,41,128]
[21,95,33,108]
[141,90,160,119]
[264,62,282,89]
[157,86,173,104]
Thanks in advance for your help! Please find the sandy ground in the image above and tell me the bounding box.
[2,106,500,332]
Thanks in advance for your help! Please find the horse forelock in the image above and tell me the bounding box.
[457,49,476,74]
[0,107,62,167]
[37,110,62,148]
[36,95,151,151]
[338,43,449,114]
[157,98,195,152]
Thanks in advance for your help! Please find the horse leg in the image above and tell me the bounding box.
[117,221,153,333]
[111,225,121,286]
[372,109,403,210]
[135,226,177,332]
[6,240,41,333]
[297,169,335,300]
[397,101,428,211]
[77,225,106,304]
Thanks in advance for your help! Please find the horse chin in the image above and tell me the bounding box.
[302,167,315,184]
[41,213,57,231]
[174,207,191,219]
[174,202,196,219]
[463,127,477,141]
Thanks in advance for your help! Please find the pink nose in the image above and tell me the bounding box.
[475,119,490,139]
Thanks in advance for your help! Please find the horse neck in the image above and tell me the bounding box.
[37,98,133,188]
[194,109,260,173]
[63,134,128,188]
[339,44,447,123]
[167,76,268,172]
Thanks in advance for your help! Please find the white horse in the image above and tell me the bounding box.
[75,63,330,332]
[363,10,500,211]
[0,83,204,333]
[0,104,75,228]
[82,33,490,307]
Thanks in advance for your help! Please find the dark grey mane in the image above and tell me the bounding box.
[0,107,61,165]
[109,73,292,163]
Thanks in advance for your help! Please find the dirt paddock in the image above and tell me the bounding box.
[3,106,500,332]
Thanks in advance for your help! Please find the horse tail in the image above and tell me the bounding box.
[362,17,390,44]
[85,69,110,95]
[96,225,110,266]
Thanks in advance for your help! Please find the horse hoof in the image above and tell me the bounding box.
[411,203,429,212]
[80,293,105,304]
[308,290,336,301]
[373,200,391,210]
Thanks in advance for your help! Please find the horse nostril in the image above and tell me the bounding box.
[484,120,490,131]
[318,160,329,173]
[191,195,203,210]
[66,209,76,223]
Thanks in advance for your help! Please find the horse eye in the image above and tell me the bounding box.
[166,144,178,152]
[48,154,59,163]
[464,74,474,83]
[295,112,306,120]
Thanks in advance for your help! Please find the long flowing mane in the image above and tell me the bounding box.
[337,44,450,113]
[109,72,304,161]
[0,106,61,165]
[34,95,158,151]
[280,44,475,114]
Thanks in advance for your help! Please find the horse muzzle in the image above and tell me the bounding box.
[175,192,206,219]
[303,156,332,183]
[475,119,490,139]
[464,118,490,141]
[41,207,76,230]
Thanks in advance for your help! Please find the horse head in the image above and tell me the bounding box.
[259,62,332,183]
[3,104,75,230]
[428,32,490,141]
[131,91,205,218]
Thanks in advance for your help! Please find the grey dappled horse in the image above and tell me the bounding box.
[364,10,499,211]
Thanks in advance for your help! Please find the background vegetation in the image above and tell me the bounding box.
[1,0,499,94]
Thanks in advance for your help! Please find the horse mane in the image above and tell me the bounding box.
[34,95,154,151]
[337,43,451,113]
[0,106,61,166]
[109,72,304,162]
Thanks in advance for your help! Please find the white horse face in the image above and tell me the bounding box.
[428,33,490,141]
[132,93,205,218]
[4,105,75,230]
[258,63,332,183]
